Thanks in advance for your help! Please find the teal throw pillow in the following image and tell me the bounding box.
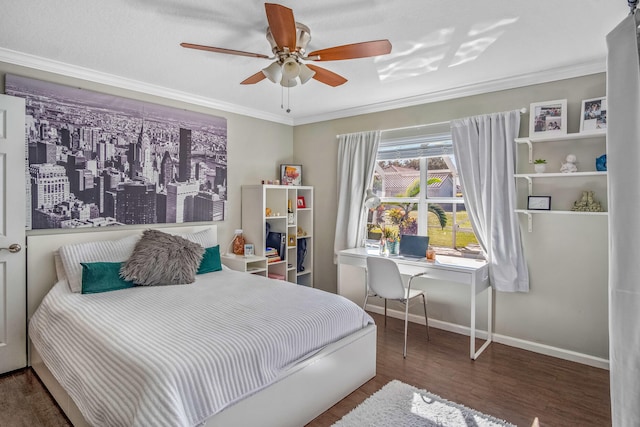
[81,262,134,294]
[197,245,222,274]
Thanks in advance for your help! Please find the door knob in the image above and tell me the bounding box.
[0,244,21,253]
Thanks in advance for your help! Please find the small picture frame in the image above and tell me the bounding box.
[280,164,303,186]
[580,96,607,133]
[527,196,551,211]
[243,243,254,256]
[297,196,306,208]
[529,99,567,137]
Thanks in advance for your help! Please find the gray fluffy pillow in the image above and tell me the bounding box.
[120,229,205,286]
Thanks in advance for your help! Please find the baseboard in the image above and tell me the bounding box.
[365,304,609,370]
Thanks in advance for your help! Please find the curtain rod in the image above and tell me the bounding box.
[335,108,527,139]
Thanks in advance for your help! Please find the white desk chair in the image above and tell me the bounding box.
[363,256,430,358]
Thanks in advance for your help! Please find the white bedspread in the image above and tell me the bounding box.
[29,270,373,427]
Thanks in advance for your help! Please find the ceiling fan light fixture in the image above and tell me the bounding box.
[298,63,315,84]
[281,57,301,80]
[262,61,282,83]
[280,77,298,87]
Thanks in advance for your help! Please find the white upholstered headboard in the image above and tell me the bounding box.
[26,225,217,320]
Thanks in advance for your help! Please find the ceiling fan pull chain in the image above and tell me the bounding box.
[286,86,291,113]
[281,84,284,110]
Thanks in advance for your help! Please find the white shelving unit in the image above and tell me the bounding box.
[240,185,314,287]
[221,254,268,276]
[514,131,607,231]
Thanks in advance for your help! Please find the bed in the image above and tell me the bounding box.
[27,225,377,427]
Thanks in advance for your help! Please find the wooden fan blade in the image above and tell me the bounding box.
[307,40,392,61]
[306,64,347,87]
[240,71,267,85]
[181,42,269,59]
[265,3,297,50]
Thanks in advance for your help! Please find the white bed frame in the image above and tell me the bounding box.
[27,225,377,427]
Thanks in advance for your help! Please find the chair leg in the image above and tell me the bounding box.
[422,293,430,341]
[403,300,410,358]
[384,298,387,327]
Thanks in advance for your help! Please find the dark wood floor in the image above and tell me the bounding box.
[0,312,611,426]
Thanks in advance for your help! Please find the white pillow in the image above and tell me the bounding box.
[172,228,217,248]
[59,234,140,293]
[53,251,67,282]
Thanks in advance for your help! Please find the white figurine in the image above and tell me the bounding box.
[560,154,578,173]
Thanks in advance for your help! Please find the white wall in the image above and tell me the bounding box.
[0,62,294,257]
[293,73,609,361]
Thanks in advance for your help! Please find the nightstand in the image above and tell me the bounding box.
[221,254,268,276]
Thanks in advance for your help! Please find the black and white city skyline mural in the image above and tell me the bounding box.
[6,74,228,230]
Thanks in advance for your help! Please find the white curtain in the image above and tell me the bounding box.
[451,111,529,292]
[334,131,381,262]
[606,12,640,426]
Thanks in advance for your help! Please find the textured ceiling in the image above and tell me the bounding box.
[0,1,629,125]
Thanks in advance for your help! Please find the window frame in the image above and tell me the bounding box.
[369,126,480,257]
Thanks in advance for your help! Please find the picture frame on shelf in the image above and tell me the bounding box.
[280,164,303,186]
[580,96,607,132]
[243,243,254,256]
[529,99,567,137]
[527,196,551,211]
[297,196,306,208]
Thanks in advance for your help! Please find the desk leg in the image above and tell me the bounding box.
[471,285,493,360]
[470,279,476,359]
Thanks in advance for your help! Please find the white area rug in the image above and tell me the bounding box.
[333,380,516,427]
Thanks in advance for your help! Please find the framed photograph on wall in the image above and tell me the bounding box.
[529,99,567,137]
[580,96,607,133]
[280,164,302,186]
[527,196,551,211]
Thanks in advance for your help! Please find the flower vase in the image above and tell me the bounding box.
[379,238,389,256]
[388,240,399,255]
[534,164,546,173]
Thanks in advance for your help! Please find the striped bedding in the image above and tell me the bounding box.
[29,270,374,427]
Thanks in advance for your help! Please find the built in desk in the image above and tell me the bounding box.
[337,247,492,359]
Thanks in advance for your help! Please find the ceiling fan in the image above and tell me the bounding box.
[181,3,392,88]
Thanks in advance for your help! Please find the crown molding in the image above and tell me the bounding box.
[1,47,604,128]
[0,48,294,126]
[292,59,607,125]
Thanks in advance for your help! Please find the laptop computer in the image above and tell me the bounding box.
[398,235,430,259]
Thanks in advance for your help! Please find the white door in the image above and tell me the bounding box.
[0,94,26,374]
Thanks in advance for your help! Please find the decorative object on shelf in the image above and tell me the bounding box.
[571,191,604,212]
[580,96,607,132]
[364,189,381,209]
[287,199,295,224]
[265,207,272,217]
[297,226,308,237]
[297,238,307,272]
[288,235,296,246]
[596,154,607,171]
[560,154,578,173]
[529,99,567,136]
[527,196,551,210]
[280,164,302,186]
[243,243,254,256]
[533,158,547,173]
[231,229,245,255]
[297,196,306,208]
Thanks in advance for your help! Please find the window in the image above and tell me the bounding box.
[366,123,482,258]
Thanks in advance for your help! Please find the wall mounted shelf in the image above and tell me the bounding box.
[515,130,606,163]
[514,209,608,232]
